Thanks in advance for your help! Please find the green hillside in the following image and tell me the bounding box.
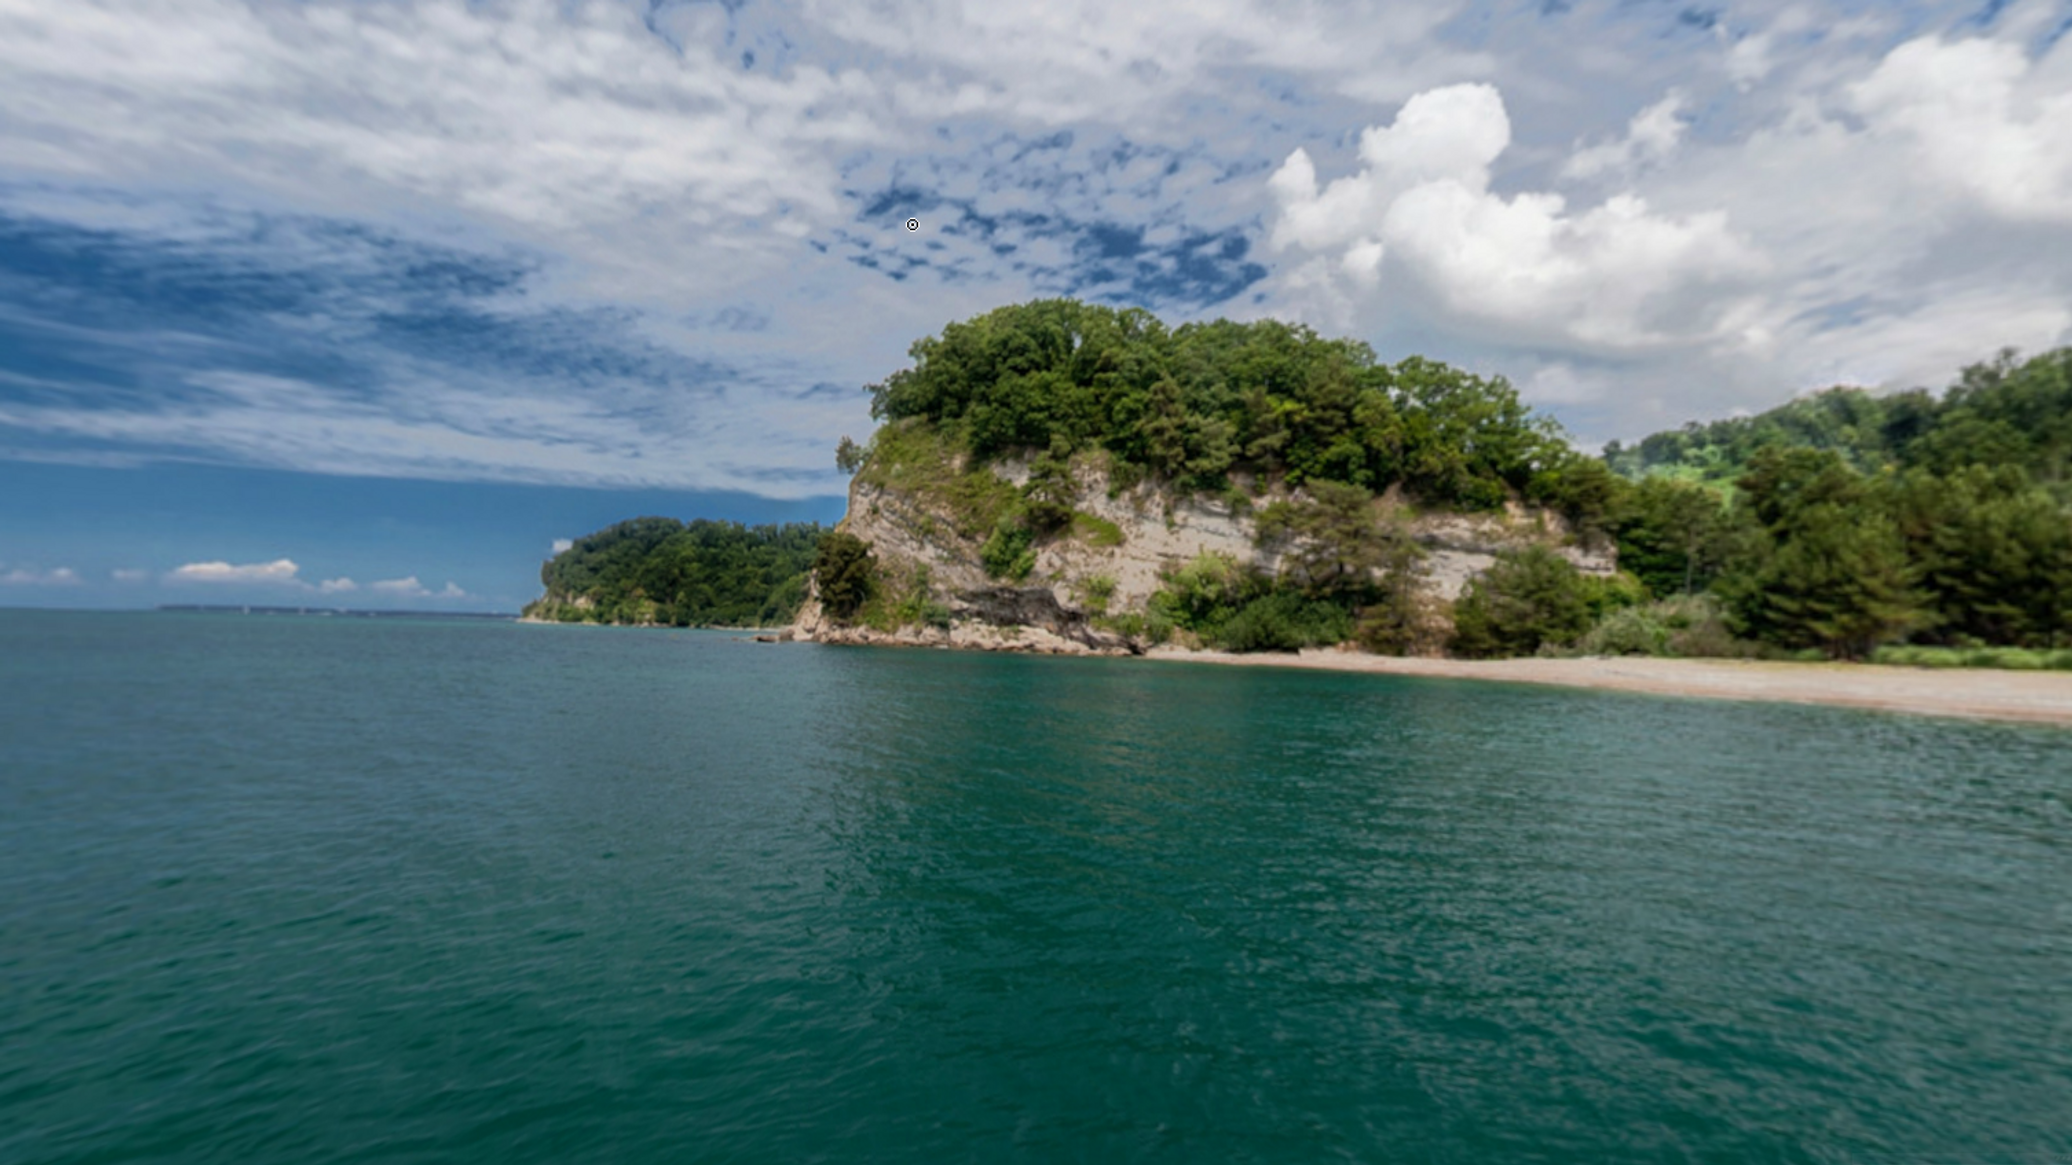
[1602,348,2072,658]
[1604,348,2072,491]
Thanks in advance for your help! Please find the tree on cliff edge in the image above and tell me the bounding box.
[815,532,875,620]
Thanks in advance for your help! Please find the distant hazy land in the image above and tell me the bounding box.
[159,604,516,619]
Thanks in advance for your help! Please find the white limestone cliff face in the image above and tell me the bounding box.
[791,451,1615,655]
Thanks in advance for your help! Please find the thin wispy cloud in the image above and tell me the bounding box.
[0,0,2066,486]
[0,565,81,586]
[162,557,465,601]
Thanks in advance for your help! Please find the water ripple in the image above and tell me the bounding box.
[2,612,2068,1163]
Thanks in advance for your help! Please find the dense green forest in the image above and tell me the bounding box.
[1601,348,2072,659]
[861,298,1618,523]
[529,300,2071,665]
[1604,348,2072,490]
[833,301,2072,663]
[523,517,823,627]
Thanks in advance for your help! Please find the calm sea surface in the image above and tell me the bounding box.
[3,609,2069,1163]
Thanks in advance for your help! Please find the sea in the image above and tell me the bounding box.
[3,608,2069,1163]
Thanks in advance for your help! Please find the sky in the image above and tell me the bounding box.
[3,0,2070,611]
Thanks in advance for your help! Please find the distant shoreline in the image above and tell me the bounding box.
[516,616,793,632]
[159,604,516,620]
[1138,648,2072,727]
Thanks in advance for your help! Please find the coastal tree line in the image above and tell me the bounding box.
[535,300,2072,665]
[523,518,823,627]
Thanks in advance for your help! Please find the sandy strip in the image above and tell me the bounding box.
[1140,648,2072,727]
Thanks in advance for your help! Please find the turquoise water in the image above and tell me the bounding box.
[3,610,2069,1163]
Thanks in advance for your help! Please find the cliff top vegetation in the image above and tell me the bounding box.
[856,297,1617,526]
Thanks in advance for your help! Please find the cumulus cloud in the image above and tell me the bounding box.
[1260,17,2072,433]
[159,560,459,599]
[369,577,468,600]
[551,538,573,554]
[1268,83,1761,349]
[1847,33,2072,222]
[166,558,304,585]
[0,566,81,586]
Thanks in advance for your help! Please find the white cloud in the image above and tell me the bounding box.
[166,558,304,585]
[1260,18,2072,430]
[369,576,469,600]
[1269,83,1761,350]
[153,560,469,600]
[551,538,573,554]
[806,0,1469,125]
[0,0,2068,470]
[1847,33,2072,222]
[0,0,883,247]
[0,364,862,494]
[0,0,1479,495]
[0,566,81,586]
[110,568,150,582]
[1563,91,1688,181]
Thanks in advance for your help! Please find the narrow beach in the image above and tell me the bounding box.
[1142,649,2072,727]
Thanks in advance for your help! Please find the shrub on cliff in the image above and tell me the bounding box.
[814,532,876,620]
[1149,552,1259,637]
[979,521,1037,580]
[1255,481,1392,598]
[1450,546,1594,658]
[1146,551,1356,652]
[1214,591,1355,652]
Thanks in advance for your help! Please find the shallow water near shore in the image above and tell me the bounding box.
[4,608,2070,1163]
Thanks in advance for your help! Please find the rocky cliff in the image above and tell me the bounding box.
[791,420,1616,655]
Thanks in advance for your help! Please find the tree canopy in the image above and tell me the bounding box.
[864,298,1596,516]
[1604,348,2072,493]
[526,518,824,627]
[1605,352,2072,657]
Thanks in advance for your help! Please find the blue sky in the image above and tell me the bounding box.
[2,0,2069,611]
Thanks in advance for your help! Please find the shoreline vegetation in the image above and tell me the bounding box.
[530,300,2072,722]
[521,518,823,628]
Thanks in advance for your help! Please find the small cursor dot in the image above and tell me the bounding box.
[906,218,919,231]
